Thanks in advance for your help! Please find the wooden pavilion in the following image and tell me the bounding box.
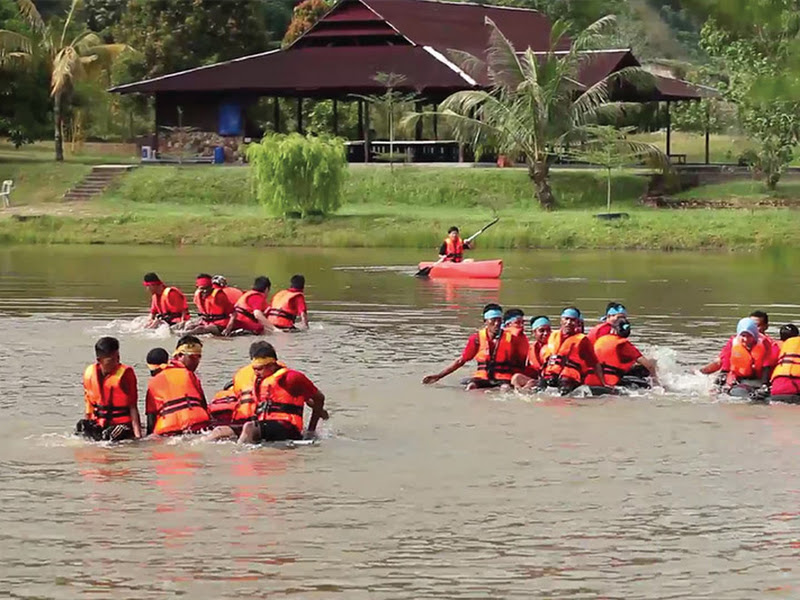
[110,0,717,163]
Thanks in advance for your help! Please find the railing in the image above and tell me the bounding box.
[345,140,461,163]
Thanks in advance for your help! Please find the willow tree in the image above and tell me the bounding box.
[0,0,129,161]
[406,16,649,210]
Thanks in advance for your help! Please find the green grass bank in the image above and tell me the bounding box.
[3,153,800,250]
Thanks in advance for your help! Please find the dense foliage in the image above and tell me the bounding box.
[247,133,347,217]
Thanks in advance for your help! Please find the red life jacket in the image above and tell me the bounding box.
[542,331,590,384]
[730,336,768,380]
[148,362,209,435]
[150,286,189,324]
[526,339,548,378]
[218,286,243,305]
[443,237,464,262]
[232,290,267,333]
[587,321,613,344]
[83,364,135,428]
[473,327,526,381]
[193,288,231,326]
[585,335,638,386]
[267,289,304,329]
[254,367,305,432]
[208,383,237,425]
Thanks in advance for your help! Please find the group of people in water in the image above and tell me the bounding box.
[76,270,327,443]
[143,271,309,335]
[422,303,800,403]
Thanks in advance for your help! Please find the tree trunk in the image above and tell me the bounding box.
[54,93,64,162]
[607,167,612,213]
[528,159,556,210]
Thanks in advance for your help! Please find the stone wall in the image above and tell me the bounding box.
[160,131,245,162]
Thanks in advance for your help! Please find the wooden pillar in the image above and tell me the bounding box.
[432,103,438,141]
[704,101,710,165]
[154,95,160,152]
[332,99,339,136]
[357,99,364,139]
[296,97,303,134]
[273,97,280,133]
[364,101,371,163]
[415,101,423,141]
[665,101,672,157]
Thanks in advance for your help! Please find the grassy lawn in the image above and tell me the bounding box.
[629,131,754,164]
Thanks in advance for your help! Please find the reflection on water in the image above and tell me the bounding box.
[0,246,799,598]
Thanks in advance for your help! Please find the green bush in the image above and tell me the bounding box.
[247,133,347,217]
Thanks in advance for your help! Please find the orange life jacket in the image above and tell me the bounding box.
[771,337,800,381]
[218,286,243,305]
[150,286,189,324]
[267,289,304,328]
[542,330,590,384]
[193,288,231,326]
[587,321,613,344]
[230,365,258,425]
[473,327,523,381]
[730,335,768,380]
[148,362,209,435]
[208,383,237,425]
[443,236,464,262]
[585,335,638,386]
[232,290,267,332]
[526,339,547,377]
[83,363,135,428]
[254,367,305,432]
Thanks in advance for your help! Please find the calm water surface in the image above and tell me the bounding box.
[1,245,800,599]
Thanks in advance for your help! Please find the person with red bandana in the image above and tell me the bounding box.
[181,273,235,336]
[142,272,189,328]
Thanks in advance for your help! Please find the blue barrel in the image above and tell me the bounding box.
[213,146,225,164]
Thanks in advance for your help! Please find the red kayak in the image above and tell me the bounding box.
[417,259,503,279]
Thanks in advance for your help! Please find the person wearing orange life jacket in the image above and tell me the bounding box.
[511,315,552,390]
[238,342,328,443]
[423,304,528,390]
[769,324,800,398]
[212,274,243,305]
[584,318,658,388]
[267,274,309,331]
[143,272,190,328]
[700,317,774,396]
[205,341,275,441]
[438,226,474,263]
[76,337,142,442]
[146,347,169,376]
[586,302,627,344]
[181,273,235,336]
[222,276,273,336]
[750,310,781,365]
[208,382,238,426]
[539,307,607,395]
[145,335,211,436]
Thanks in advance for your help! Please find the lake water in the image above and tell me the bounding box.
[2,245,800,599]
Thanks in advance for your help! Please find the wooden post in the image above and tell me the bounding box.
[432,103,438,141]
[704,101,710,165]
[364,101,371,163]
[357,100,364,139]
[415,100,423,141]
[273,97,280,133]
[333,99,339,136]
[665,101,672,157]
[297,97,303,134]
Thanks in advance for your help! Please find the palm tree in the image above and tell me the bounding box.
[0,0,129,161]
[406,16,652,210]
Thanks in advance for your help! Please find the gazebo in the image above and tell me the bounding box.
[110,0,716,163]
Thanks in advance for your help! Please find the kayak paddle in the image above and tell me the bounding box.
[415,217,500,277]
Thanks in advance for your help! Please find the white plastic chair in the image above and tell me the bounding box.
[0,180,13,208]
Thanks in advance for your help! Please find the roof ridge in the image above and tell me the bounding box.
[363,0,545,15]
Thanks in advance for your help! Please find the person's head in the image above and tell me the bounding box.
[290,274,305,291]
[252,276,271,293]
[560,306,581,336]
[606,302,628,324]
[780,323,799,342]
[447,226,459,241]
[146,347,170,376]
[736,317,760,349]
[482,303,503,337]
[211,274,227,289]
[503,308,524,332]
[195,273,213,296]
[612,317,632,338]
[250,341,279,377]
[94,336,120,376]
[142,272,164,296]
[530,315,551,343]
[173,335,203,371]
[750,310,769,334]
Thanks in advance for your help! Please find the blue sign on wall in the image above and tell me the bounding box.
[219,102,242,136]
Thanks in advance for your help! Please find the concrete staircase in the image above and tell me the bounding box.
[63,164,138,201]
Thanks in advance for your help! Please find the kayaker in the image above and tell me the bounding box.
[422,304,528,390]
[143,272,190,328]
[76,336,142,442]
[267,274,309,331]
[701,318,772,396]
[584,317,658,388]
[438,226,474,263]
[145,347,170,376]
[145,335,211,436]
[182,273,235,336]
[222,276,273,336]
[213,274,243,304]
[587,302,627,344]
[238,342,329,443]
[770,324,800,398]
[539,307,607,395]
[511,315,552,390]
